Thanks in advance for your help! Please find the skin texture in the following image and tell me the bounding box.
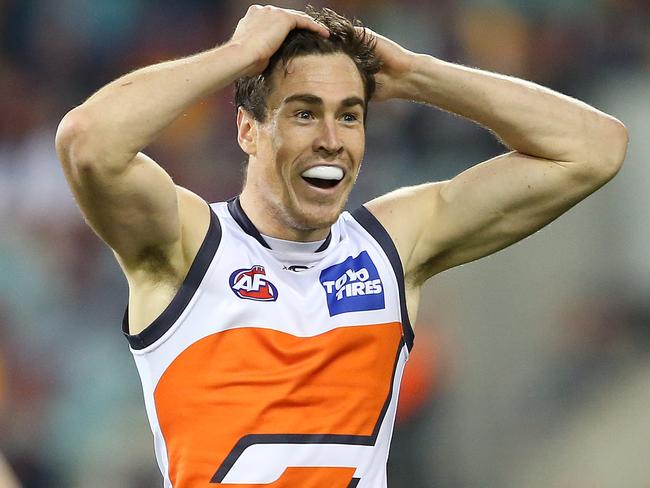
[0,453,20,488]
[238,53,367,242]
[56,6,627,334]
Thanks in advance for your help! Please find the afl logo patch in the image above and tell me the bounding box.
[229,265,278,302]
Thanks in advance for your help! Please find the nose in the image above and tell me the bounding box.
[314,118,343,156]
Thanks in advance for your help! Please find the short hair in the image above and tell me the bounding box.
[234,6,381,123]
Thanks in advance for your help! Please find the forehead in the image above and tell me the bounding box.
[267,53,365,108]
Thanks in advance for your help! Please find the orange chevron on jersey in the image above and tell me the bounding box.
[154,323,402,486]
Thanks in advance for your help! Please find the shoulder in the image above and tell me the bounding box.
[360,182,447,280]
[177,186,213,263]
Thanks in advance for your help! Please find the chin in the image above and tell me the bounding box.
[289,200,346,232]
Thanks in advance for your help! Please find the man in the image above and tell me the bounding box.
[55,5,628,487]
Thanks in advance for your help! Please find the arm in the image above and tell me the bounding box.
[0,453,20,488]
[55,6,329,273]
[362,29,628,284]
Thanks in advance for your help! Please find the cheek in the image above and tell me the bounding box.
[351,132,366,166]
[271,140,291,179]
[257,127,286,180]
[271,127,307,174]
[269,125,283,154]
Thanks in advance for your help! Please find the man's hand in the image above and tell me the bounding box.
[356,27,418,102]
[231,5,330,77]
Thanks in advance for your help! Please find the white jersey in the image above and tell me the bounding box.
[123,197,415,488]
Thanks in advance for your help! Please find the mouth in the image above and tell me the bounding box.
[300,165,345,190]
[302,176,340,189]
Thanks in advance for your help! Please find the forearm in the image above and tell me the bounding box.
[400,54,627,167]
[58,41,255,169]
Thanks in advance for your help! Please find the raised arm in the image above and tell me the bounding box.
[362,29,628,285]
[55,6,330,273]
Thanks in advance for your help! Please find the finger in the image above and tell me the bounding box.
[288,11,330,37]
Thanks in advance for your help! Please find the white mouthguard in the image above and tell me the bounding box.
[301,166,344,180]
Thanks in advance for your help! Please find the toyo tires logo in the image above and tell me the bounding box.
[319,251,385,316]
[229,265,278,302]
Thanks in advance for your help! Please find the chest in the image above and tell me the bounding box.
[206,240,402,337]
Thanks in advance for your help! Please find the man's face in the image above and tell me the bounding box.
[243,53,367,237]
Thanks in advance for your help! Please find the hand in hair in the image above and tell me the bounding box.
[230,5,330,77]
[355,26,417,102]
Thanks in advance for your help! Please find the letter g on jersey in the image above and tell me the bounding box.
[229,265,278,301]
[320,251,385,316]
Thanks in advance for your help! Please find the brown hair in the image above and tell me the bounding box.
[234,6,381,123]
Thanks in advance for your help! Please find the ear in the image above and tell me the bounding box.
[237,107,257,156]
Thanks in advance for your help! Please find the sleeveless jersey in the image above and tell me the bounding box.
[123,197,415,488]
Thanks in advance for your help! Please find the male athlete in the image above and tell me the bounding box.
[55,5,628,487]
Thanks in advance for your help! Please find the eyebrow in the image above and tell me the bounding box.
[282,93,365,110]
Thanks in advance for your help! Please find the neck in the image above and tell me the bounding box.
[239,191,331,242]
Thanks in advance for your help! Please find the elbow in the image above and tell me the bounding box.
[55,107,131,175]
[595,116,629,180]
[55,107,96,170]
[607,118,629,173]
[573,115,629,184]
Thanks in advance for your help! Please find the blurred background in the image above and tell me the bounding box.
[1,0,648,486]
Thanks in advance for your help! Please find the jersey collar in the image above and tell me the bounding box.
[227,196,332,252]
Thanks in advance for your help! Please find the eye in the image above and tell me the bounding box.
[342,113,360,123]
[295,110,314,120]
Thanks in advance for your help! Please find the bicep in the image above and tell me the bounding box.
[60,150,181,267]
[369,150,613,283]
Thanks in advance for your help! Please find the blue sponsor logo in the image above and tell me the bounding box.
[319,251,385,316]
